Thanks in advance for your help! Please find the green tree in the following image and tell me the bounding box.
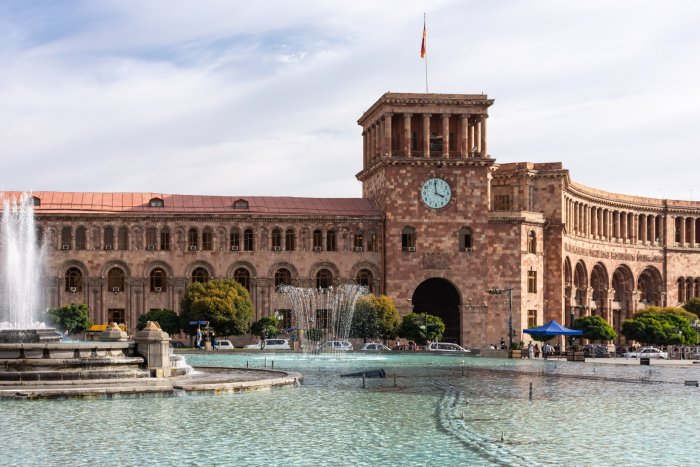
[137,309,180,335]
[571,315,617,342]
[180,279,254,337]
[250,316,280,340]
[399,313,445,345]
[350,295,401,342]
[682,298,700,319]
[622,307,697,346]
[305,327,324,342]
[46,303,91,335]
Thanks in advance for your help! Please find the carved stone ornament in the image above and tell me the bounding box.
[423,252,450,269]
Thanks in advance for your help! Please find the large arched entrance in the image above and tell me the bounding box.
[411,278,461,344]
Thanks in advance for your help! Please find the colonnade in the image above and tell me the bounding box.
[362,112,488,165]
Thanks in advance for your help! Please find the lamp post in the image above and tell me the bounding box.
[487,288,513,352]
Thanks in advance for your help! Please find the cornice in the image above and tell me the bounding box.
[356,156,495,181]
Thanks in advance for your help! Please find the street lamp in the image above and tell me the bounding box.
[487,288,513,352]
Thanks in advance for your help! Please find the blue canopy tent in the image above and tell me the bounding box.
[523,320,583,336]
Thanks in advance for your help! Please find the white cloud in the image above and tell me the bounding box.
[0,0,699,200]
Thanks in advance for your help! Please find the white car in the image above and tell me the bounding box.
[244,338,291,350]
[214,340,234,350]
[318,340,353,351]
[358,343,392,351]
[427,342,470,352]
[623,347,668,359]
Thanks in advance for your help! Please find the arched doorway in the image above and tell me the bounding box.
[411,278,461,344]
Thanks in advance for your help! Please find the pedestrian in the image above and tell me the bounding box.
[500,337,506,350]
[195,327,202,350]
[527,341,534,359]
[534,343,540,358]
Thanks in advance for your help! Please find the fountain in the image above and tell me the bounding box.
[0,193,61,343]
[279,284,367,352]
[0,192,301,399]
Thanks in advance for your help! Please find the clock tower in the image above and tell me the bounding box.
[356,92,498,344]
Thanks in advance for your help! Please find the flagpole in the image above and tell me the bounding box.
[424,13,429,93]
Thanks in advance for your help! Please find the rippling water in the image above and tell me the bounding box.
[1,354,698,466]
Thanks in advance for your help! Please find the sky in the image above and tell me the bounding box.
[1,0,699,201]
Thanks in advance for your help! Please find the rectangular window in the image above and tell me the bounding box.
[160,231,171,251]
[494,195,511,211]
[528,309,537,329]
[230,231,240,250]
[528,185,535,211]
[277,309,292,330]
[108,308,125,323]
[367,232,377,252]
[316,309,330,330]
[449,132,456,151]
[527,270,537,293]
[326,231,336,251]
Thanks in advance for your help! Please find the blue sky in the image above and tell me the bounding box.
[1,1,700,200]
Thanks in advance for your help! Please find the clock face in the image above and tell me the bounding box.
[421,178,452,209]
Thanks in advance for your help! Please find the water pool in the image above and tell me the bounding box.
[1,353,698,466]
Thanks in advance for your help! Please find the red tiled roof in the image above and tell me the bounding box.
[1,192,381,217]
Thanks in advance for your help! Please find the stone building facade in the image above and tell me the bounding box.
[14,92,700,347]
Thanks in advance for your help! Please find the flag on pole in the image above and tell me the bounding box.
[420,19,426,58]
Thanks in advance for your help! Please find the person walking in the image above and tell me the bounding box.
[534,343,540,358]
[527,341,534,359]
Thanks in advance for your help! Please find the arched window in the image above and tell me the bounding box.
[234,268,250,291]
[150,268,167,292]
[678,277,685,303]
[401,226,416,251]
[326,230,337,252]
[313,229,323,251]
[230,228,240,251]
[188,228,198,251]
[146,227,157,250]
[275,268,292,288]
[285,229,295,251]
[271,228,282,251]
[61,226,72,250]
[367,230,377,252]
[527,231,536,254]
[356,269,374,293]
[65,267,82,292]
[316,269,333,289]
[458,226,473,252]
[75,226,87,250]
[160,227,171,251]
[353,231,364,251]
[202,228,213,251]
[103,226,114,250]
[107,268,125,292]
[117,226,128,250]
[243,229,254,251]
[191,267,209,283]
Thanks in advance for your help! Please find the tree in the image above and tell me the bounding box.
[46,303,91,335]
[622,307,697,346]
[180,279,254,337]
[682,298,700,319]
[571,315,617,342]
[137,309,180,335]
[250,316,280,340]
[305,327,324,342]
[350,295,400,342]
[399,313,445,345]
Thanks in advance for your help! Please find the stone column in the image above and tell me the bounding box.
[134,321,171,378]
[650,215,657,244]
[362,130,368,166]
[423,114,431,157]
[691,217,696,248]
[480,115,488,156]
[442,114,450,157]
[460,115,468,157]
[378,117,385,156]
[592,207,598,239]
[621,212,627,242]
[403,113,412,156]
[384,113,393,157]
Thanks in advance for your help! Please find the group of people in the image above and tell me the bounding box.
[525,341,555,359]
[193,327,217,350]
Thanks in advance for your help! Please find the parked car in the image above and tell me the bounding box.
[622,347,668,359]
[244,339,291,350]
[583,344,611,358]
[169,341,188,349]
[214,340,234,350]
[427,342,470,352]
[358,343,392,351]
[318,340,353,351]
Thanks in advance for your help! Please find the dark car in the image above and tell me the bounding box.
[170,341,189,349]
